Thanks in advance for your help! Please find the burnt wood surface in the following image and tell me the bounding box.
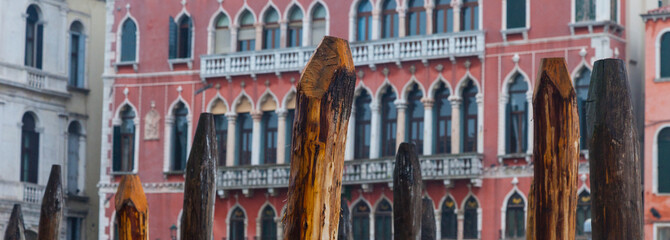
[530,58,579,240]
[115,175,148,240]
[4,204,26,240]
[587,59,642,239]
[421,197,436,240]
[282,36,356,240]
[38,165,63,240]
[337,198,352,240]
[393,143,423,240]
[180,113,217,240]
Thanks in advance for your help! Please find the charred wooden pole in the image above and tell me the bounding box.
[530,58,579,239]
[393,143,423,240]
[115,175,148,240]
[526,183,535,240]
[337,198,352,240]
[4,204,26,240]
[587,59,642,239]
[421,197,436,240]
[180,113,217,240]
[38,165,63,240]
[282,36,356,240]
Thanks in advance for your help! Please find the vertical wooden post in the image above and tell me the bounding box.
[337,198,352,240]
[530,58,579,239]
[394,143,423,240]
[115,175,148,240]
[421,197,436,240]
[282,36,356,240]
[587,59,642,239]
[526,183,535,240]
[4,204,26,240]
[180,113,217,240]
[38,165,63,240]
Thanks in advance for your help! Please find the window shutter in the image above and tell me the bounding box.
[113,126,121,172]
[659,134,670,193]
[662,33,670,78]
[36,24,43,69]
[506,0,526,29]
[186,20,192,58]
[77,35,86,88]
[169,17,177,59]
[505,103,512,153]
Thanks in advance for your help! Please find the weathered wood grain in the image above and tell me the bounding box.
[4,204,26,240]
[38,165,63,240]
[421,197,436,240]
[530,58,579,240]
[115,175,148,240]
[180,113,217,240]
[337,198,352,240]
[393,143,423,240]
[587,58,642,239]
[282,36,356,240]
[526,183,535,240]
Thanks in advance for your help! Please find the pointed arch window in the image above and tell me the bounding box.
[407,84,424,152]
[374,200,392,240]
[229,207,246,240]
[213,113,228,167]
[460,0,479,31]
[355,91,372,159]
[661,32,670,78]
[262,111,278,164]
[356,0,373,41]
[463,196,478,239]
[120,19,137,62]
[169,16,192,59]
[237,113,253,165]
[575,0,595,22]
[506,0,526,29]
[69,21,85,88]
[263,9,280,49]
[260,206,277,240]
[311,3,327,45]
[575,68,591,150]
[658,128,670,193]
[441,197,457,239]
[505,192,525,239]
[576,191,591,237]
[434,82,452,154]
[406,0,426,36]
[461,80,478,153]
[506,74,529,154]
[171,102,189,171]
[25,5,43,69]
[214,14,231,54]
[352,202,371,240]
[288,7,303,47]
[21,113,39,183]
[381,0,398,38]
[238,11,256,52]
[434,0,453,33]
[113,106,135,172]
[67,122,82,194]
[380,87,397,157]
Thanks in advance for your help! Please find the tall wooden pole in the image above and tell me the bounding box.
[180,113,217,240]
[393,143,423,240]
[115,175,148,240]
[4,204,26,240]
[421,197,436,240]
[38,165,63,240]
[337,198,352,240]
[282,36,356,240]
[530,58,579,239]
[587,59,642,239]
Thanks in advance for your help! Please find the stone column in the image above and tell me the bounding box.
[395,101,407,151]
[231,27,238,52]
[302,18,311,47]
[525,92,533,156]
[422,98,435,155]
[255,23,263,51]
[476,93,484,153]
[276,109,287,164]
[251,111,263,165]
[449,96,462,153]
[372,9,381,40]
[279,20,288,48]
[425,4,435,35]
[398,7,407,37]
[498,95,509,157]
[452,1,462,32]
[345,107,356,160]
[457,210,464,240]
[225,112,237,166]
[369,103,381,159]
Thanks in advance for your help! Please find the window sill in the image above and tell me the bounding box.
[569,20,624,35]
[114,61,138,72]
[65,193,90,203]
[67,86,90,94]
[110,171,135,176]
[164,170,185,175]
[501,27,529,42]
[498,153,531,163]
[654,78,670,83]
[167,58,193,71]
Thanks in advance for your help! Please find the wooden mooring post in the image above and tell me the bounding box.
[587,59,642,239]
[421,197,436,240]
[4,204,26,240]
[38,165,63,240]
[393,143,423,240]
[115,175,148,240]
[529,58,579,239]
[282,36,356,240]
[337,197,352,240]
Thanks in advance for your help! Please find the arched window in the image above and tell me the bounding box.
[171,102,189,171]
[355,91,372,159]
[576,191,591,237]
[113,106,135,172]
[69,21,85,88]
[120,19,137,62]
[434,82,452,154]
[505,192,525,239]
[661,32,670,78]
[211,99,228,166]
[434,0,453,33]
[380,87,397,157]
[169,15,192,59]
[441,197,457,239]
[575,68,591,150]
[658,128,670,193]
[374,200,392,240]
[406,0,426,36]
[506,74,529,154]
[356,0,373,41]
[263,8,280,49]
[506,0,526,29]
[352,202,371,240]
[237,113,253,166]
[381,0,398,39]
[25,5,43,69]
[21,113,39,183]
[463,196,478,239]
[260,206,277,240]
[287,7,303,47]
[238,10,256,52]
[67,122,82,194]
[460,0,478,31]
[262,111,278,164]
[407,84,424,152]
[229,207,246,240]
[213,13,231,54]
[461,80,478,153]
[311,3,327,45]
[575,0,595,22]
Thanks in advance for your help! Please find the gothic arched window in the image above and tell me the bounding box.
[374,200,392,240]
[352,202,371,240]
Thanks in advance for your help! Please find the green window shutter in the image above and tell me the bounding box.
[186,19,193,58]
[169,17,177,59]
[113,126,121,172]
[661,33,670,78]
[506,0,526,29]
[659,129,670,193]
[77,35,86,88]
[36,24,43,69]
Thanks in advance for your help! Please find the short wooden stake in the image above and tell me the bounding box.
[4,204,26,240]
[115,175,148,240]
[393,143,423,240]
[38,165,63,240]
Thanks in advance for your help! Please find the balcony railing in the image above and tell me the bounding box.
[0,180,46,204]
[217,154,482,191]
[201,31,485,79]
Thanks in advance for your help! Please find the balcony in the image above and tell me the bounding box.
[0,62,69,97]
[0,180,46,204]
[217,154,482,193]
[200,31,485,79]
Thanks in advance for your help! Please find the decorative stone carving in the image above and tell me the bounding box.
[144,104,160,140]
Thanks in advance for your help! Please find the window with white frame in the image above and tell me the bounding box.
[311,3,327,45]
[213,13,230,54]
[113,105,135,172]
[506,0,526,29]
[287,6,303,47]
[352,202,371,240]
[381,0,398,38]
[170,102,189,171]
[661,32,670,78]
[237,10,256,52]
[575,0,595,22]
[505,74,529,154]
[356,0,373,41]
[406,0,426,36]
[441,197,457,239]
[658,128,670,193]
[120,19,137,62]
[69,21,86,88]
[25,5,43,69]
[169,15,193,59]
[263,8,280,49]
[434,0,454,33]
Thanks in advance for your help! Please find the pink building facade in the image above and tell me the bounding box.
[99,0,626,239]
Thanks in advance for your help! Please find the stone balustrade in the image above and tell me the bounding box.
[0,180,46,204]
